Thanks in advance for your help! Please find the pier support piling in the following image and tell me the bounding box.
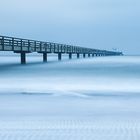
[21,52,26,64]
[88,54,90,57]
[69,53,72,59]
[77,53,80,59]
[58,53,62,61]
[83,53,86,58]
[43,53,47,62]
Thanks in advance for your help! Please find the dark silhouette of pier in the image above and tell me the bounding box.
[0,35,123,64]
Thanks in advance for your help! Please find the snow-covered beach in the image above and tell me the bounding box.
[0,55,140,140]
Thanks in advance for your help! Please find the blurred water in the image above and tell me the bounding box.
[0,55,140,94]
[0,55,140,140]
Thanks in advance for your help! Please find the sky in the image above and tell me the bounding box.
[0,0,140,55]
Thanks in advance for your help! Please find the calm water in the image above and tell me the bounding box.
[0,55,140,94]
[0,55,140,140]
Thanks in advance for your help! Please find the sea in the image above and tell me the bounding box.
[0,54,140,140]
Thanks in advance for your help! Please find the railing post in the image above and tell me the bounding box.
[40,42,42,52]
[21,39,23,51]
[2,36,4,50]
[12,38,14,50]
[34,41,36,52]
[28,40,30,52]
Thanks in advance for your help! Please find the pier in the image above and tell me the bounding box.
[0,35,123,64]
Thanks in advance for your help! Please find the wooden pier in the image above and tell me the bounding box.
[0,35,123,64]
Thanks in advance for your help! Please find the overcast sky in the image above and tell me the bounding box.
[0,0,140,55]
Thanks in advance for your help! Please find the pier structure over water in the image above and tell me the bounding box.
[0,35,123,64]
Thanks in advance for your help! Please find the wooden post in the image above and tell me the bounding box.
[1,36,4,50]
[58,53,62,60]
[12,38,14,50]
[43,53,47,62]
[77,53,80,58]
[69,53,72,59]
[21,52,26,64]
[83,53,86,58]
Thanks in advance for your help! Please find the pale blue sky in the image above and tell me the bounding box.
[0,0,140,54]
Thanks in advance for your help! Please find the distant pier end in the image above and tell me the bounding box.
[0,35,123,64]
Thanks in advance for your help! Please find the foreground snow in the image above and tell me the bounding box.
[0,54,140,140]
